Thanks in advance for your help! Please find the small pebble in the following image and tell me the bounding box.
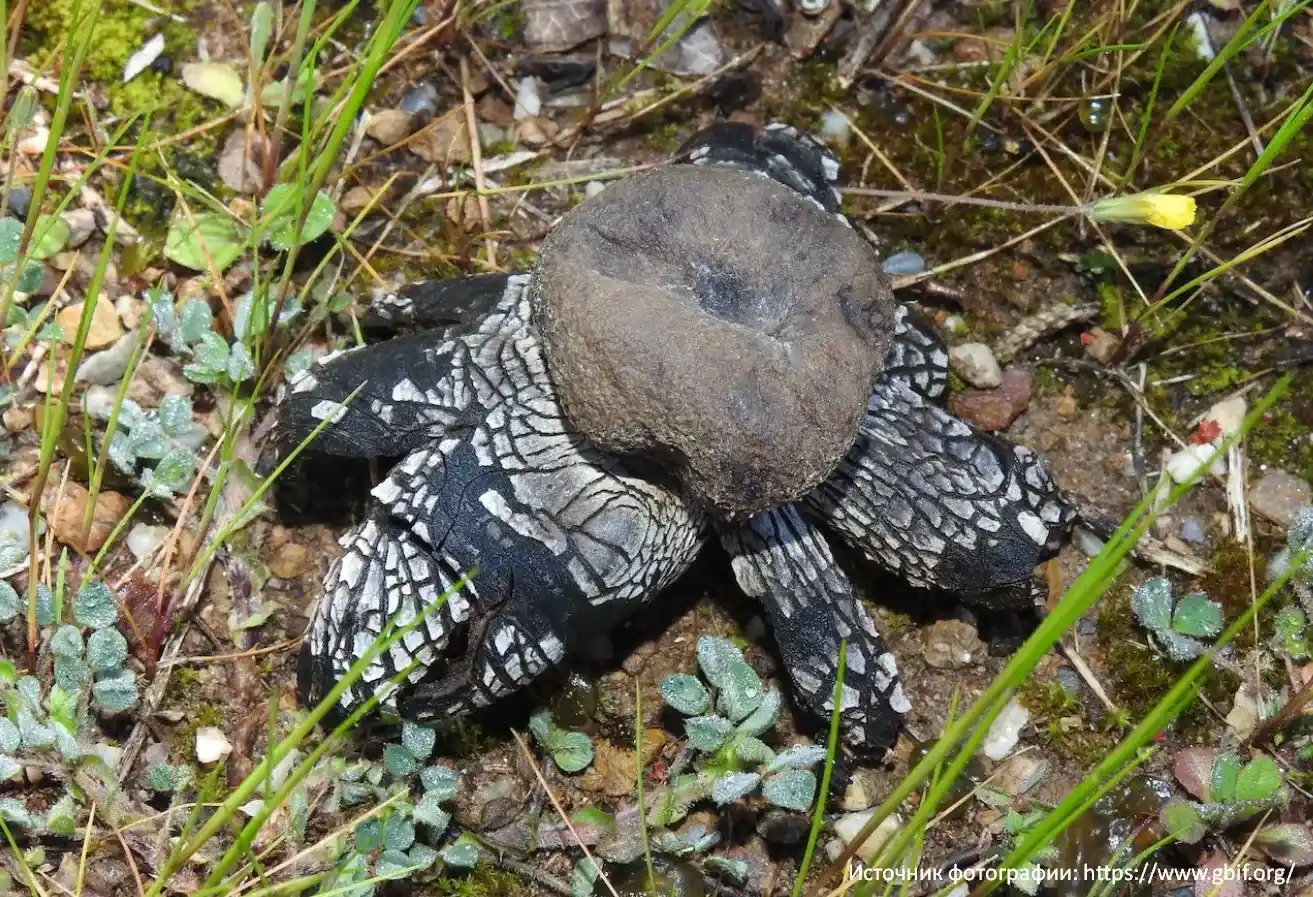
[881,250,926,276]
[513,77,541,120]
[819,108,850,143]
[399,82,438,118]
[1249,469,1312,526]
[1082,327,1119,364]
[993,752,1048,796]
[832,810,902,864]
[1179,516,1207,546]
[980,697,1028,760]
[126,523,169,560]
[365,109,414,145]
[75,331,138,385]
[1165,443,1225,484]
[195,727,232,764]
[950,367,1032,431]
[584,180,606,198]
[949,343,1002,389]
[62,208,96,249]
[922,618,984,669]
[5,184,32,219]
[0,502,31,566]
[57,299,123,350]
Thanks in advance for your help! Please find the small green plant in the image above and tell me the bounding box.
[0,577,138,829]
[1163,747,1291,843]
[1129,577,1223,661]
[647,636,824,826]
[528,709,594,773]
[1271,605,1311,660]
[318,720,477,896]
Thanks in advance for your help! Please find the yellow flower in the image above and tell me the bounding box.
[1089,193,1197,230]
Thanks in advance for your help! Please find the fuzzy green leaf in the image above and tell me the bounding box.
[571,857,600,897]
[1273,606,1311,659]
[735,687,781,737]
[1161,799,1206,844]
[34,584,53,626]
[92,670,138,711]
[17,709,54,749]
[164,212,245,272]
[732,736,775,766]
[383,813,416,851]
[54,655,90,693]
[383,744,418,778]
[412,793,450,835]
[767,744,827,774]
[147,450,197,497]
[0,756,20,782]
[73,580,117,629]
[546,729,594,773]
[1210,753,1240,804]
[375,849,413,878]
[88,628,128,672]
[711,771,760,806]
[0,798,35,827]
[226,341,256,383]
[262,185,335,250]
[0,218,21,264]
[354,818,383,852]
[50,624,84,658]
[1235,756,1283,802]
[1172,592,1223,638]
[762,769,817,812]
[158,395,194,437]
[440,832,481,868]
[1130,577,1173,633]
[0,720,17,753]
[28,215,69,260]
[0,581,19,622]
[401,720,435,760]
[16,262,43,294]
[685,715,732,752]
[249,2,274,67]
[407,844,439,871]
[177,298,213,343]
[660,673,709,716]
[420,764,458,800]
[44,794,76,836]
[147,764,190,792]
[696,635,745,690]
[716,659,764,722]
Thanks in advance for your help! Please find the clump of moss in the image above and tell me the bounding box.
[24,0,198,86]
[1018,676,1119,767]
[432,867,525,897]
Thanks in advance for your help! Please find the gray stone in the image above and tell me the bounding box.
[533,165,896,518]
[949,342,1002,388]
[921,618,984,669]
[1249,469,1312,526]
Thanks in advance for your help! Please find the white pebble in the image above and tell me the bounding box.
[584,180,606,198]
[126,523,170,561]
[980,697,1029,760]
[0,502,30,566]
[513,77,541,121]
[881,250,926,276]
[948,343,1002,389]
[820,109,851,143]
[195,727,232,764]
[1165,443,1226,484]
[832,810,902,864]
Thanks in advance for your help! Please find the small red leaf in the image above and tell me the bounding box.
[1173,747,1219,802]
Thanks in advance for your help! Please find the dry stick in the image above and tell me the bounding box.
[460,57,497,268]
[511,730,622,897]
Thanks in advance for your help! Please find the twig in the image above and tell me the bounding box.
[460,58,497,267]
[1058,643,1118,714]
[837,0,913,88]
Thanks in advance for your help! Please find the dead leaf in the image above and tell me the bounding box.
[577,729,669,796]
[218,129,270,194]
[40,479,131,554]
[410,113,471,165]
